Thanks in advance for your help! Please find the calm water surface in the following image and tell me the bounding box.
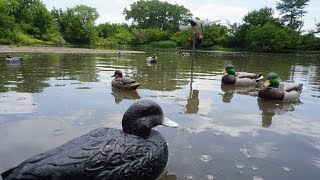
[0,51,320,180]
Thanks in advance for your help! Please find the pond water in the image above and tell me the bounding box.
[0,50,320,180]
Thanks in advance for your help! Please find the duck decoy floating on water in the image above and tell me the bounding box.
[118,52,125,56]
[222,64,263,86]
[146,54,157,63]
[1,99,179,180]
[5,54,24,65]
[111,70,140,90]
[258,72,304,102]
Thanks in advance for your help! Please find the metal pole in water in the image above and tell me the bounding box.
[192,32,196,65]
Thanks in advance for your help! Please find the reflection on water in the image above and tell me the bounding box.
[257,98,300,128]
[111,88,140,104]
[185,90,199,114]
[220,84,259,103]
[1,52,320,179]
[0,92,37,114]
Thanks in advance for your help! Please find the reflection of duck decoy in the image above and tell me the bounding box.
[5,54,24,65]
[146,54,157,63]
[111,70,140,90]
[222,64,263,86]
[1,100,179,180]
[257,98,298,127]
[186,90,199,114]
[220,84,257,103]
[258,72,303,102]
[111,88,140,103]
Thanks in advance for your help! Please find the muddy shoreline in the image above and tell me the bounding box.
[0,45,145,54]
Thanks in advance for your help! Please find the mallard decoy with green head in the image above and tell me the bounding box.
[1,100,179,180]
[258,72,303,101]
[222,64,263,86]
[111,70,140,90]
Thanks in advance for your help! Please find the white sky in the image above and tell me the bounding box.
[41,0,320,32]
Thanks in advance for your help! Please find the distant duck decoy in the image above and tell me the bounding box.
[258,72,303,102]
[221,64,263,86]
[146,54,157,63]
[5,54,23,65]
[1,99,179,180]
[118,52,125,56]
[112,70,140,90]
[181,52,191,56]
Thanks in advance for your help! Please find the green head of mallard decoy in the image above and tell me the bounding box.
[224,64,236,75]
[264,72,280,88]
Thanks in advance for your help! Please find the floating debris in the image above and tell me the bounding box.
[253,176,263,180]
[235,164,245,169]
[237,170,243,174]
[282,166,291,172]
[200,155,212,162]
[204,174,215,180]
[240,148,253,158]
[185,175,193,180]
[251,166,259,171]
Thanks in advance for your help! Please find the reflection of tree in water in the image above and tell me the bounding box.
[257,98,300,128]
[186,89,199,114]
[0,53,98,93]
[111,88,140,104]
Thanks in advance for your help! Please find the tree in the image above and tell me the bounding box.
[202,24,230,48]
[316,22,320,34]
[96,23,134,45]
[276,0,310,31]
[246,23,298,52]
[243,7,280,26]
[13,0,54,39]
[52,5,99,44]
[123,0,191,32]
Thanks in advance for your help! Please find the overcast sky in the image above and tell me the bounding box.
[42,0,320,32]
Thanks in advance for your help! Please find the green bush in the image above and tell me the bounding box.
[148,41,177,48]
[171,29,192,48]
[246,23,298,52]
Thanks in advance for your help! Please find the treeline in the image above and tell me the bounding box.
[1,0,320,52]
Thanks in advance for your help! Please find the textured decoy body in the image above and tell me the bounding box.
[258,72,303,101]
[221,64,263,86]
[1,100,179,180]
[111,70,140,90]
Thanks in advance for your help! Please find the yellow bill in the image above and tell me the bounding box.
[263,80,271,87]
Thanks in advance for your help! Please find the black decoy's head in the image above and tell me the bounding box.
[111,70,123,78]
[122,100,179,139]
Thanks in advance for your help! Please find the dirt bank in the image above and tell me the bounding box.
[0,45,145,54]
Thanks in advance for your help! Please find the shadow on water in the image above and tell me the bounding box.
[1,51,320,179]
